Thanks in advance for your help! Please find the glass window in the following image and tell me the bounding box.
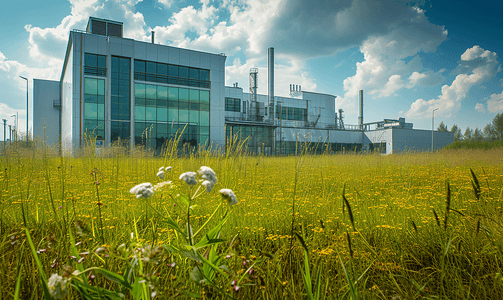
[179,67,188,78]
[200,111,209,126]
[85,78,98,95]
[189,89,199,102]
[168,108,178,122]
[120,58,130,74]
[168,65,178,77]
[179,109,189,123]
[135,106,145,121]
[135,83,145,99]
[157,86,167,100]
[189,110,199,123]
[146,107,156,121]
[85,103,98,119]
[200,70,209,81]
[146,62,156,74]
[146,84,156,99]
[98,55,107,69]
[157,63,167,75]
[168,87,178,101]
[85,54,97,67]
[98,80,105,96]
[97,104,105,120]
[134,60,145,73]
[157,107,167,122]
[189,68,199,80]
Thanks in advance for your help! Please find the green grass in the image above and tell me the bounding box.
[1,147,503,299]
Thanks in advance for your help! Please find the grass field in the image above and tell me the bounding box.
[1,146,503,299]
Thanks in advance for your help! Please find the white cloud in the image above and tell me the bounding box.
[405,45,501,119]
[23,0,149,65]
[158,0,174,9]
[487,91,503,113]
[370,74,405,98]
[475,103,486,113]
[407,70,445,88]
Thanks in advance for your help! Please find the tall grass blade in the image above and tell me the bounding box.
[342,186,356,231]
[346,231,354,258]
[444,180,451,230]
[432,209,440,227]
[470,168,481,200]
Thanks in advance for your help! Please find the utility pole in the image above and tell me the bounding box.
[8,125,12,144]
[432,108,438,152]
[2,119,6,154]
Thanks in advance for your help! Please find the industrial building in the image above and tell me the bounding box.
[33,17,453,156]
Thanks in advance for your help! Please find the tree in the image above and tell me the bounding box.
[450,124,462,141]
[437,121,448,132]
[463,127,473,141]
[473,127,484,141]
[483,123,497,141]
[491,113,503,141]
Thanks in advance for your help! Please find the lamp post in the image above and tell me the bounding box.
[431,108,438,152]
[2,119,6,153]
[11,114,16,141]
[19,76,28,144]
[8,125,12,144]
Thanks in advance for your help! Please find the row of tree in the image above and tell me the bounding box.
[437,113,503,142]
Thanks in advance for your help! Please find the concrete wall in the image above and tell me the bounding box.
[392,128,454,153]
[33,79,60,146]
[61,38,74,156]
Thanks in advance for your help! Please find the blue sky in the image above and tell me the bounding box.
[1,0,502,141]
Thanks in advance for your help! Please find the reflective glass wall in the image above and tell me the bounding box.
[84,78,105,140]
[134,83,210,150]
[111,56,131,142]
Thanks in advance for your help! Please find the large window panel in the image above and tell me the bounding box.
[146,107,156,122]
[157,85,167,100]
[189,110,199,123]
[146,84,156,99]
[157,107,167,122]
[200,111,209,126]
[135,106,145,121]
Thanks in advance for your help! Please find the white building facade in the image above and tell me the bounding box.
[33,17,453,156]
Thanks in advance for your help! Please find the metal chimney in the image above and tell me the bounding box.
[358,90,363,129]
[151,31,155,43]
[268,47,274,120]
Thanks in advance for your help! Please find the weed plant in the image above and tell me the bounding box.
[1,145,503,299]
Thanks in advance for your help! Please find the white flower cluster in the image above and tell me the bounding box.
[157,166,172,179]
[179,172,198,185]
[130,183,154,198]
[198,166,218,192]
[219,189,238,205]
[48,273,69,299]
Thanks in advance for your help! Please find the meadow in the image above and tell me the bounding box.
[1,145,503,299]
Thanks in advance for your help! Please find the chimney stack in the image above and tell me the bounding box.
[268,47,274,119]
[358,90,363,129]
[151,31,155,43]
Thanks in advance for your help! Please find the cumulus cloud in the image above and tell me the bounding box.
[407,71,445,88]
[338,4,447,109]
[23,0,149,65]
[475,103,486,113]
[370,75,405,98]
[158,0,174,9]
[405,45,501,119]
[487,91,503,113]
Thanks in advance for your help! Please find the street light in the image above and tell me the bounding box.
[10,114,16,141]
[431,108,439,152]
[2,119,6,153]
[19,76,28,144]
